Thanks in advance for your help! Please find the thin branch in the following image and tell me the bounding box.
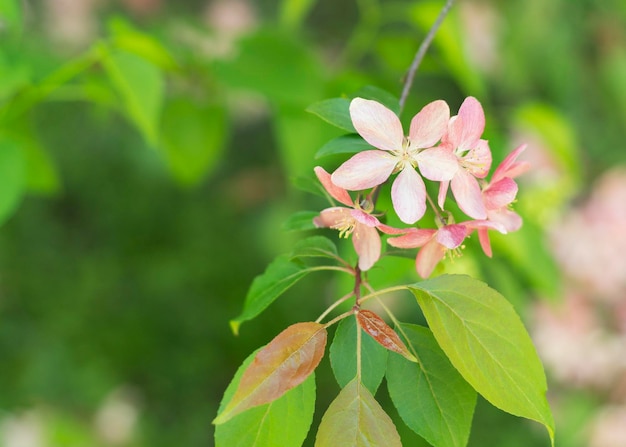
[399,0,455,112]
[315,291,354,323]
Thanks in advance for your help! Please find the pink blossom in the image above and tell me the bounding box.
[476,144,529,256]
[387,219,501,278]
[438,97,493,219]
[331,98,458,224]
[313,167,400,271]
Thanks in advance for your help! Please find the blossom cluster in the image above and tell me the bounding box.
[314,96,529,277]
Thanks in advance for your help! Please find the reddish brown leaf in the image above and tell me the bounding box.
[357,310,417,362]
[213,322,327,424]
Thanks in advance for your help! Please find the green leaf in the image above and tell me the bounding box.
[0,137,25,226]
[281,210,319,231]
[215,322,327,424]
[108,17,177,70]
[329,316,388,394]
[291,236,339,261]
[306,98,355,132]
[354,86,400,114]
[315,378,401,447]
[386,323,476,447]
[230,255,317,334]
[160,98,228,186]
[290,175,326,197]
[315,134,372,159]
[215,349,316,447]
[102,49,164,145]
[0,0,23,36]
[409,275,555,444]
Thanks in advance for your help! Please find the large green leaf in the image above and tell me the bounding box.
[108,18,177,70]
[354,85,400,114]
[315,134,372,159]
[329,316,388,394]
[386,323,476,447]
[306,98,355,133]
[230,255,319,334]
[290,236,339,261]
[0,137,25,226]
[315,378,401,447]
[160,98,228,186]
[409,275,554,445]
[281,210,319,231]
[102,50,164,145]
[215,349,316,447]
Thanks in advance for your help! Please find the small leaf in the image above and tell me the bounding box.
[357,310,417,362]
[329,316,387,394]
[215,349,316,447]
[160,98,228,186]
[291,236,339,261]
[102,49,164,145]
[306,98,355,132]
[315,378,401,447]
[230,255,316,334]
[281,210,319,231]
[214,322,327,425]
[0,137,25,226]
[387,323,477,447]
[409,274,555,444]
[315,134,373,159]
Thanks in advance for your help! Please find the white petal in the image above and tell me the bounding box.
[391,167,427,224]
[353,223,381,271]
[350,98,404,152]
[331,150,397,190]
[408,100,450,149]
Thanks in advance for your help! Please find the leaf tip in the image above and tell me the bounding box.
[229,320,241,336]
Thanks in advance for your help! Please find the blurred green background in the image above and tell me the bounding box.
[1,0,626,446]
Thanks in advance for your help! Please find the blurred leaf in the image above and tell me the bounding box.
[387,323,476,447]
[160,98,228,186]
[280,0,317,29]
[315,378,402,447]
[356,310,416,362]
[315,134,372,159]
[409,274,555,445]
[102,49,164,145]
[354,86,400,114]
[231,255,331,334]
[282,210,319,231]
[215,348,316,447]
[19,133,60,195]
[213,29,324,105]
[0,137,25,226]
[214,322,326,424]
[329,316,388,394]
[290,174,325,197]
[306,98,355,132]
[108,17,177,70]
[0,0,22,36]
[291,236,339,261]
[0,53,30,100]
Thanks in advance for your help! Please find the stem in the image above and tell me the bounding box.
[398,0,455,113]
[356,315,362,381]
[323,309,355,329]
[359,285,410,305]
[354,264,363,304]
[425,191,444,220]
[315,291,354,323]
[307,265,355,275]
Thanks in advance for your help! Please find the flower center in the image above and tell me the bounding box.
[332,216,357,239]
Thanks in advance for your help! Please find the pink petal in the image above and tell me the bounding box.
[352,223,381,271]
[436,224,467,249]
[408,100,450,149]
[314,207,352,228]
[487,208,522,232]
[462,139,492,178]
[331,150,397,190]
[314,166,353,207]
[451,169,487,219]
[493,144,530,182]
[350,98,404,152]
[455,97,485,151]
[378,224,412,235]
[416,239,446,278]
[483,177,518,210]
[477,228,492,257]
[387,229,436,248]
[351,209,380,227]
[462,219,507,234]
[415,147,459,181]
[438,180,450,209]
[391,167,427,224]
